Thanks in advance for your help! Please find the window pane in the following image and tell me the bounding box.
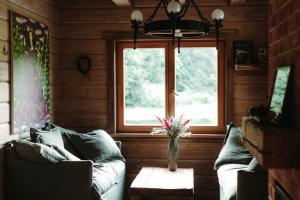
[124,48,165,125]
[175,47,218,126]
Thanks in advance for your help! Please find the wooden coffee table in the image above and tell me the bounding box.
[130,167,194,200]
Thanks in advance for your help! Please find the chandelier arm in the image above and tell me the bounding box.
[190,0,209,23]
[179,0,190,18]
[145,0,164,23]
[146,0,164,23]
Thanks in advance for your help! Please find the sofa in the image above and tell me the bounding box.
[5,124,126,200]
[214,123,268,200]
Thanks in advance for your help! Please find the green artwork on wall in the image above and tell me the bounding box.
[10,11,50,134]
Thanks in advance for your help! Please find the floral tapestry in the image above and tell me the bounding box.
[11,12,50,134]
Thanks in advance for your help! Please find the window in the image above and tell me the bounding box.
[116,40,225,133]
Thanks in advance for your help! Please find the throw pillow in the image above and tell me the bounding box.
[65,130,125,162]
[49,144,81,161]
[14,140,66,163]
[30,127,64,148]
[223,122,235,145]
[54,125,85,159]
[214,126,253,170]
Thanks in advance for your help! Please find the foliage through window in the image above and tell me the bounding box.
[116,41,225,133]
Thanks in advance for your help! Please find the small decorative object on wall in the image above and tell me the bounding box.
[76,55,91,77]
[10,11,50,134]
[233,40,253,66]
[257,47,268,66]
[1,45,9,55]
[151,115,191,171]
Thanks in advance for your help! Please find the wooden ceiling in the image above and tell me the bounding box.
[59,0,267,9]
[110,0,267,7]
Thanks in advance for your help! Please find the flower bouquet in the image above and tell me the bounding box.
[151,115,191,171]
[151,115,191,138]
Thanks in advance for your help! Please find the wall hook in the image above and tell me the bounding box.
[2,45,8,55]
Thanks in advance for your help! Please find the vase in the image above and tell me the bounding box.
[168,137,179,171]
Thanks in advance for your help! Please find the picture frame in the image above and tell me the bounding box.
[268,65,292,125]
[233,40,253,65]
[10,11,50,134]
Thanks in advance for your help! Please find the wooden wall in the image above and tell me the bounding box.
[268,0,300,199]
[233,68,268,126]
[55,0,268,131]
[0,0,59,199]
[55,1,268,199]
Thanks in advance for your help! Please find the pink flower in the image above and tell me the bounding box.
[156,116,163,125]
[179,113,184,121]
[182,119,191,126]
[163,118,171,130]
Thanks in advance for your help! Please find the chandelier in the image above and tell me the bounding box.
[130,0,224,52]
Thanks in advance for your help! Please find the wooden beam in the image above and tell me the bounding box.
[112,0,132,7]
[230,0,247,6]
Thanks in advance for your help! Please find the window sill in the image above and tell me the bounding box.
[112,132,225,143]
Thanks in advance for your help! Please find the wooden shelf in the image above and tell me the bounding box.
[235,65,267,75]
[241,117,300,168]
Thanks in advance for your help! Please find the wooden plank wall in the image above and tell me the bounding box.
[55,0,268,131]
[0,0,59,199]
[268,0,300,199]
[233,69,268,126]
[55,1,268,199]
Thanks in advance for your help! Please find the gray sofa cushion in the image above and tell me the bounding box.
[214,126,253,170]
[65,130,125,162]
[30,127,64,148]
[217,164,248,200]
[14,140,66,163]
[92,159,126,198]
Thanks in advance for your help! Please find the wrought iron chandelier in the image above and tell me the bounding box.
[130,0,225,52]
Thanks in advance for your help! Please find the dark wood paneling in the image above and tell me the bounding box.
[52,114,108,130]
[52,85,107,100]
[233,69,268,125]
[52,69,107,85]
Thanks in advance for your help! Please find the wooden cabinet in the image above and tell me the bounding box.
[233,65,268,126]
[241,117,300,168]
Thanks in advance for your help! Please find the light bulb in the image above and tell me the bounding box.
[130,10,143,22]
[167,1,181,14]
[211,9,224,20]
